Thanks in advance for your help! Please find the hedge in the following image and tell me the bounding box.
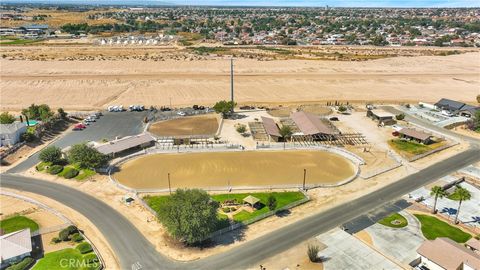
[6,257,35,270]
[83,253,99,264]
[71,232,84,242]
[76,242,93,254]
[47,165,63,175]
[59,225,78,241]
[63,168,79,179]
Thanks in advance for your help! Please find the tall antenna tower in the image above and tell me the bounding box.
[230,58,234,114]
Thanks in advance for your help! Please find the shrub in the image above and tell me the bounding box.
[21,132,35,142]
[338,105,347,112]
[51,237,61,244]
[395,113,405,120]
[0,112,16,124]
[67,143,108,169]
[236,124,247,134]
[76,242,93,254]
[47,165,63,175]
[83,253,99,264]
[71,232,84,242]
[36,162,52,171]
[59,225,78,241]
[267,195,277,211]
[63,168,79,179]
[6,257,34,270]
[307,244,320,262]
[39,146,63,164]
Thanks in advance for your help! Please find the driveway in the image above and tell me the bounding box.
[317,229,401,270]
[365,211,425,264]
[7,111,147,173]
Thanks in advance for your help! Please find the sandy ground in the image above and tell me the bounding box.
[114,150,355,190]
[148,114,219,137]
[1,52,479,111]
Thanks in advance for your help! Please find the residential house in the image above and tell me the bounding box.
[416,237,480,270]
[0,229,33,268]
[0,122,27,147]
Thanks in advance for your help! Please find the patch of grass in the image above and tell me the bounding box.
[190,46,229,55]
[143,195,170,214]
[36,161,52,171]
[1,39,43,45]
[256,46,293,55]
[414,214,472,243]
[211,192,306,223]
[0,216,39,234]
[378,213,408,228]
[32,248,99,270]
[388,139,430,155]
[74,168,96,181]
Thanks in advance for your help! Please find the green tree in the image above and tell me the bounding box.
[267,195,277,211]
[279,125,292,149]
[57,108,67,119]
[395,113,405,121]
[158,189,220,245]
[67,143,108,169]
[452,186,471,224]
[22,103,53,121]
[0,112,16,124]
[236,124,247,134]
[430,185,446,214]
[39,146,63,164]
[213,100,236,118]
[338,105,347,113]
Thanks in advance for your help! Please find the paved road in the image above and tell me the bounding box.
[3,148,479,270]
[7,111,147,173]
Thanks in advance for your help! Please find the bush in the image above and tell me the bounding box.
[21,132,35,142]
[236,124,247,134]
[59,225,78,241]
[267,195,277,211]
[76,242,93,254]
[51,237,61,244]
[36,162,52,171]
[83,253,99,264]
[395,113,405,120]
[63,168,79,179]
[39,146,63,164]
[71,232,84,242]
[47,165,63,175]
[338,105,347,112]
[6,257,34,270]
[307,244,320,262]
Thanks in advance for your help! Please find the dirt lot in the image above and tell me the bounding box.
[114,150,356,190]
[148,114,219,137]
[1,52,478,111]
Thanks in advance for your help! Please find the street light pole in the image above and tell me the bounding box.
[303,169,306,190]
[168,173,172,195]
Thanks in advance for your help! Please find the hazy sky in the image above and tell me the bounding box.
[176,0,479,7]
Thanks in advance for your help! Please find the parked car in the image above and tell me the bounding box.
[73,123,87,130]
[392,131,399,136]
[177,111,186,116]
[329,117,339,121]
[391,124,403,132]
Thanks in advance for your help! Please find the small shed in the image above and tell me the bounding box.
[243,195,260,207]
[366,110,396,126]
[0,122,27,147]
[398,128,433,144]
[261,117,281,142]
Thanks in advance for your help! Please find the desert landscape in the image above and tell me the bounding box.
[1,49,479,111]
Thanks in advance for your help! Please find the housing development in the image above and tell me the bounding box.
[0,2,480,270]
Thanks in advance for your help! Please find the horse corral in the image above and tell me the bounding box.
[148,114,220,137]
[113,150,356,190]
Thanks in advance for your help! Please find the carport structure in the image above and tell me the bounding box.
[95,133,156,156]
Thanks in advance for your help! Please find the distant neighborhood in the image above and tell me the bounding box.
[1,5,479,47]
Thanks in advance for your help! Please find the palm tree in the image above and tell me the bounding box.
[279,125,293,149]
[452,186,472,224]
[430,186,446,214]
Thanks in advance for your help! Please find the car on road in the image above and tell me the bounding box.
[177,111,186,116]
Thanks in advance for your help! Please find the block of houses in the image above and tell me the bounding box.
[0,122,27,147]
[434,98,480,118]
[0,229,33,268]
[366,109,397,126]
[416,237,480,270]
[398,128,433,144]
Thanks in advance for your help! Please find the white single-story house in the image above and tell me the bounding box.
[0,229,33,268]
[0,122,27,147]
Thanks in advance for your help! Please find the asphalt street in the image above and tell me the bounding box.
[7,111,147,173]
[2,148,479,270]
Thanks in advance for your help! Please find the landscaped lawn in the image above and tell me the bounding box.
[74,168,96,180]
[414,214,472,243]
[33,248,99,270]
[144,191,307,224]
[211,192,306,223]
[0,215,39,234]
[36,162,96,180]
[378,213,408,228]
[388,139,430,156]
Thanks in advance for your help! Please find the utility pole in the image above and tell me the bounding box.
[303,169,306,190]
[168,173,172,195]
[230,58,234,114]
